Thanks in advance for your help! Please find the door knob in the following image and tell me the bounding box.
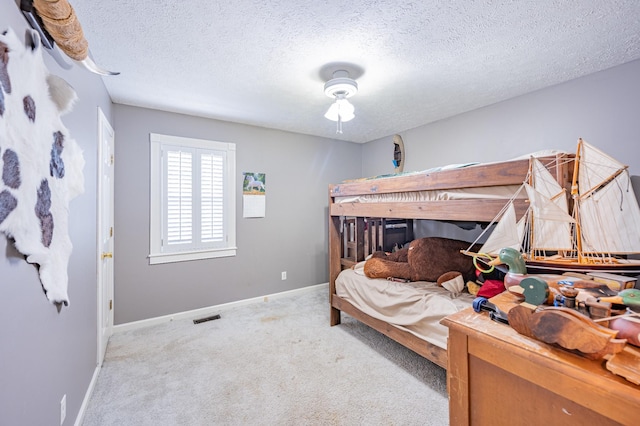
[101,252,113,260]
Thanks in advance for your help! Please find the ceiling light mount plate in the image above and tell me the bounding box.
[324,70,358,98]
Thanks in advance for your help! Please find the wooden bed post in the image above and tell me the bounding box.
[329,195,342,326]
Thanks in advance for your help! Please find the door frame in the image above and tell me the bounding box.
[97,107,115,365]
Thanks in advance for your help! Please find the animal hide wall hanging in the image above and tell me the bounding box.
[0,28,85,306]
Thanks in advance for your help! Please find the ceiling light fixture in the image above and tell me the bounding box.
[324,70,358,134]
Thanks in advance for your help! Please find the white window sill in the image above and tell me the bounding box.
[148,247,237,265]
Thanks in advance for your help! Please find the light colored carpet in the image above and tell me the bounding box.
[82,284,449,425]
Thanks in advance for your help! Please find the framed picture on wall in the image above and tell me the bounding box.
[243,172,265,218]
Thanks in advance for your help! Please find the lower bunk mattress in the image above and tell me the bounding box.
[335,263,475,350]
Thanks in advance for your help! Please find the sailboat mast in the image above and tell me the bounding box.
[526,156,535,257]
[571,138,583,262]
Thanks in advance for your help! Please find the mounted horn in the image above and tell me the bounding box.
[27,0,119,75]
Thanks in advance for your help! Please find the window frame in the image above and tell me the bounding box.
[149,133,236,264]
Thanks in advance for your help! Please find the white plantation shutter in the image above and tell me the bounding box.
[165,149,193,246]
[200,151,225,244]
[150,134,236,264]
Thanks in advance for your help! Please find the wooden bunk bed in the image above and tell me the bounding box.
[328,153,574,369]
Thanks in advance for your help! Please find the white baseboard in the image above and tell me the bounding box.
[74,362,101,426]
[114,283,328,334]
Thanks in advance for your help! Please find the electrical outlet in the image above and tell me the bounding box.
[281,271,287,280]
[60,394,66,425]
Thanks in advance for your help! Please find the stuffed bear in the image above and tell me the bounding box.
[364,237,480,283]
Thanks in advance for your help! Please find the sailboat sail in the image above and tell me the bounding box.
[527,158,574,251]
[479,202,521,255]
[479,157,573,255]
[524,182,574,251]
[576,142,640,254]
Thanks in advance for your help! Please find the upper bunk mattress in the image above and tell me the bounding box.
[335,264,475,350]
[332,150,570,205]
[334,184,524,204]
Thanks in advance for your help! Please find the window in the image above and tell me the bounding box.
[149,133,236,264]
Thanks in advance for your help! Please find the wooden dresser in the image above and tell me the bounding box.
[442,304,640,425]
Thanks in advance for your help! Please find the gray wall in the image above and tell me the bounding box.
[0,2,114,425]
[113,105,361,324]
[363,59,640,177]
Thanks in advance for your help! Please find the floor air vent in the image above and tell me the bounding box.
[193,314,221,324]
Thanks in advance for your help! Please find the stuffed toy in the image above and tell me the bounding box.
[364,237,480,283]
[467,281,481,296]
[437,271,466,295]
[437,271,462,286]
[475,268,507,298]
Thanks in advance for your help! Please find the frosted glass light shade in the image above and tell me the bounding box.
[324,98,355,122]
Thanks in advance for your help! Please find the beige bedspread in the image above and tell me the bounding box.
[335,264,475,349]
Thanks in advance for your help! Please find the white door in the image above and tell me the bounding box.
[97,107,115,365]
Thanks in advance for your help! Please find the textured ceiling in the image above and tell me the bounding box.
[69,1,640,143]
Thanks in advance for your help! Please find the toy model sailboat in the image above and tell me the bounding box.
[474,139,640,273]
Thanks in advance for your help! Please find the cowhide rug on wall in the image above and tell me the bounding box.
[0,28,85,306]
